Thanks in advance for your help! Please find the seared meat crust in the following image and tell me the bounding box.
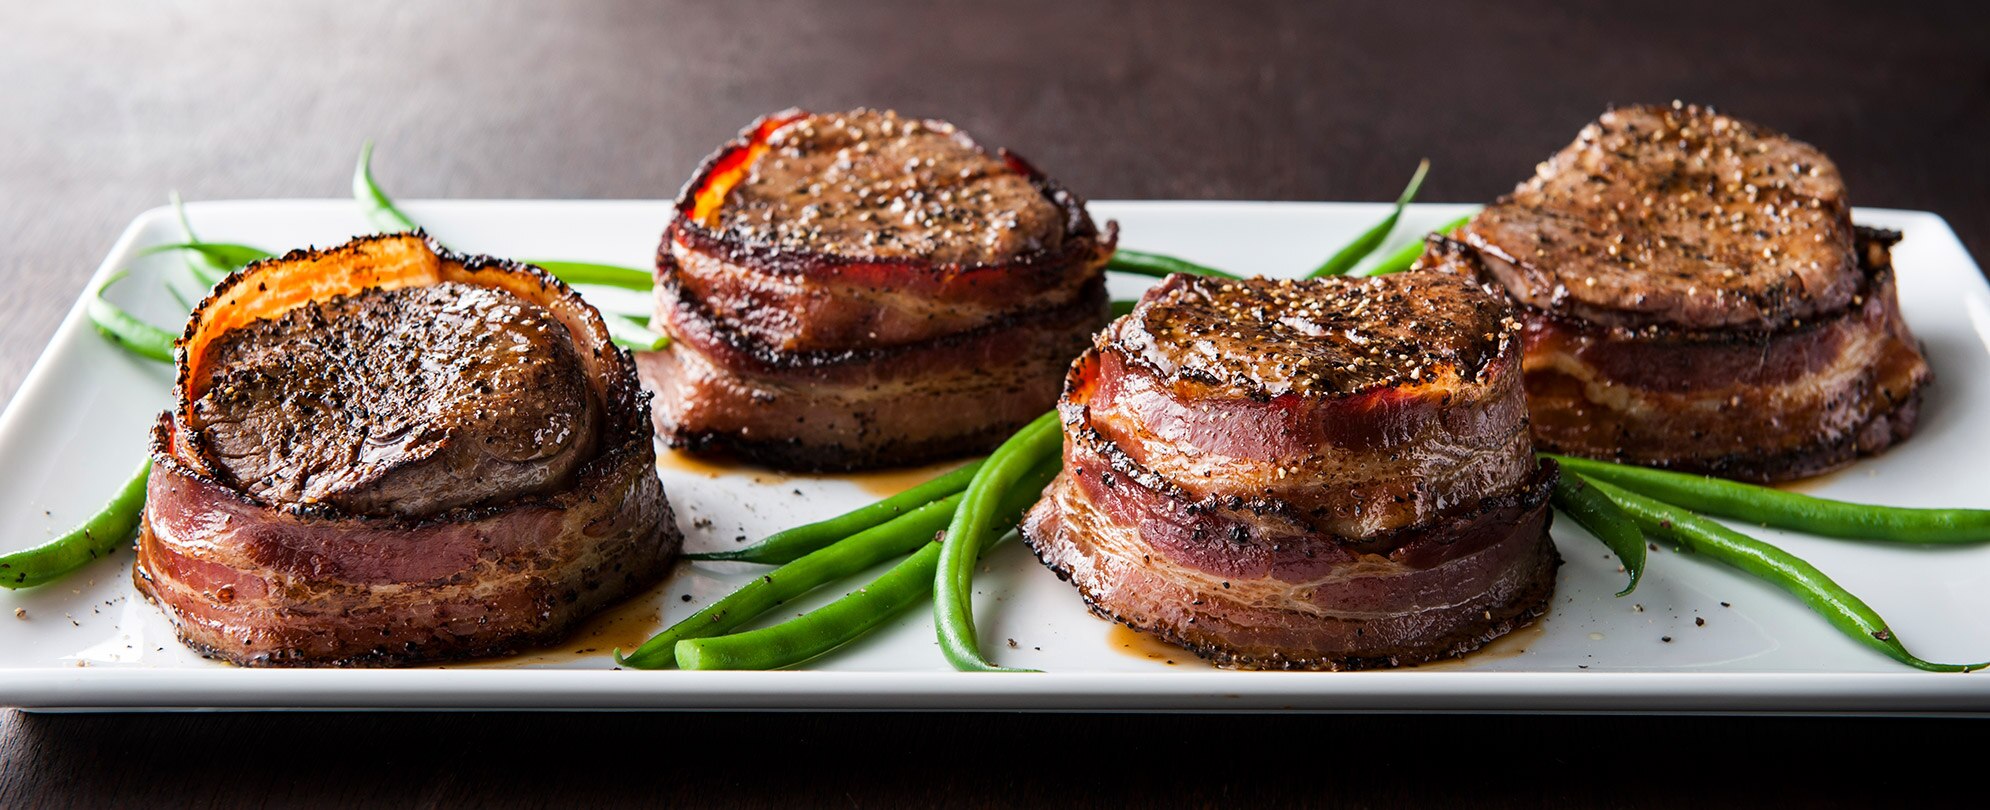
[191,283,595,518]
[1463,103,1858,330]
[715,108,1065,265]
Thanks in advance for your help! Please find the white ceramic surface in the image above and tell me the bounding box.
[2,200,1986,712]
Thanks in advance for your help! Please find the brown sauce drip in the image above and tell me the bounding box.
[1772,466,1849,494]
[844,460,971,497]
[1105,623,1210,668]
[657,448,965,497]
[1406,613,1547,670]
[655,447,791,486]
[446,580,669,668]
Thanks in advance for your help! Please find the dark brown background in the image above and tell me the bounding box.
[2,1,1985,806]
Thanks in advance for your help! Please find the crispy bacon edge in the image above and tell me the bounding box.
[1432,229,1932,482]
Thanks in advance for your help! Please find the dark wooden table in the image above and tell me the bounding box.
[2,1,1984,806]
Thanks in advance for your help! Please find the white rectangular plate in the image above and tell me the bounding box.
[3,200,1988,713]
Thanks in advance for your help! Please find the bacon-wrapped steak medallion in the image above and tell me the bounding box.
[136,233,681,667]
[1022,273,1560,670]
[640,108,1115,471]
[1445,103,1932,482]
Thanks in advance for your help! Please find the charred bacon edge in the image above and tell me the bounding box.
[1058,346,1559,558]
[1018,456,1560,668]
[654,265,1109,372]
[1444,222,1902,339]
[1527,385,1925,484]
[1018,533,1559,671]
[137,411,676,667]
[661,416,1043,475]
[1439,223,1930,481]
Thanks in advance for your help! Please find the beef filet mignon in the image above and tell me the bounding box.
[712,109,1067,266]
[189,282,596,517]
[1445,103,1931,481]
[639,108,1115,471]
[1021,273,1560,670]
[137,234,681,667]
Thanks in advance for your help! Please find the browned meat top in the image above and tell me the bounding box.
[714,108,1065,265]
[1463,103,1861,329]
[190,282,598,518]
[1110,273,1519,400]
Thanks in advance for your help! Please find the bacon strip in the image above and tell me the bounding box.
[1427,232,1931,482]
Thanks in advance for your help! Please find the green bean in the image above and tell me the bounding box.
[154,201,219,309]
[1106,250,1240,280]
[936,410,1063,672]
[1549,469,1645,596]
[686,459,986,563]
[349,149,665,350]
[1581,476,1986,673]
[604,313,669,352]
[588,299,661,323]
[169,192,205,250]
[87,272,175,364]
[354,142,671,352]
[1363,239,1425,278]
[1308,159,1429,278]
[162,276,199,313]
[353,140,419,234]
[1550,454,1990,544]
[138,241,274,277]
[619,491,970,669]
[168,191,230,286]
[354,145,668,345]
[528,260,655,292]
[1362,212,1476,276]
[0,459,150,589]
[673,457,1061,671]
[352,143,662,334]
[1110,299,1139,319]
